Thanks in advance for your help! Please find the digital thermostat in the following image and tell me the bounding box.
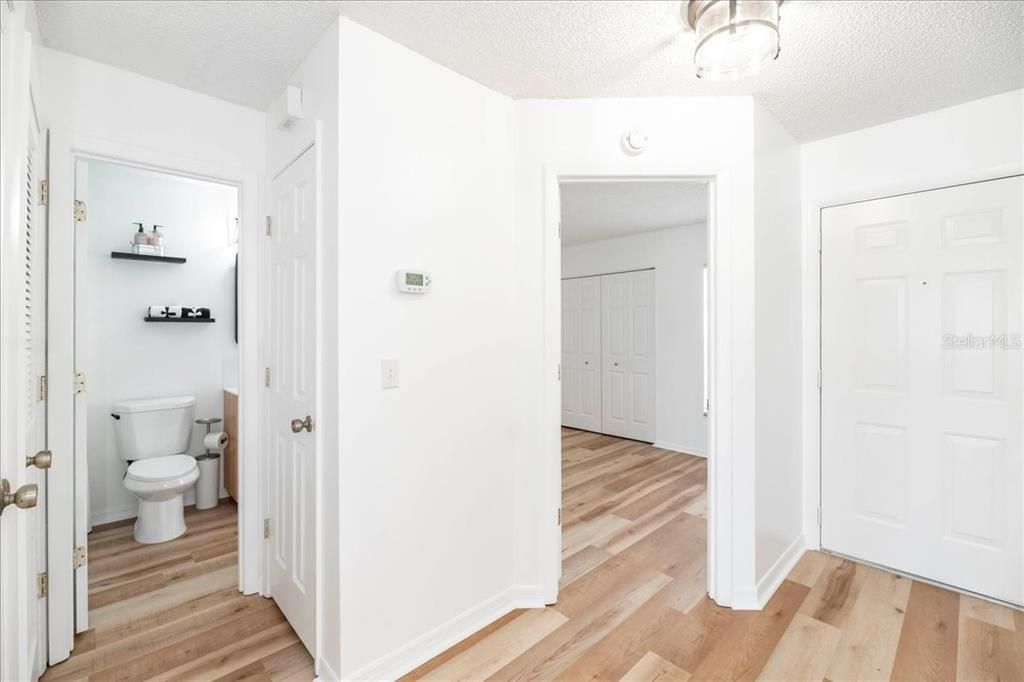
[396,270,432,293]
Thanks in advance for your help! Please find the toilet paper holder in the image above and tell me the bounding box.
[195,417,226,458]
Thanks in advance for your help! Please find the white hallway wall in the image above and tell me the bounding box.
[83,160,238,525]
[800,89,1024,544]
[334,18,519,679]
[561,223,709,455]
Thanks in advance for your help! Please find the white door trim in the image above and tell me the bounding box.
[804,169,1024,552]
[542,163,736,607]
[46,134,266,662]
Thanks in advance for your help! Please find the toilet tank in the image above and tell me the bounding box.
[111,396,195,461]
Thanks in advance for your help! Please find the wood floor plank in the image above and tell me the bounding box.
[797,556,869,629]
[824,565,911,681]
[42,502,312,682]
[890,581,960,682]
[959,594,1017,631]
[488,572,672,680]
[419,609,569,681]
[686,580,810,681]
[621,651,691,682]
[956,616,1023,682]
[756,613,841,681]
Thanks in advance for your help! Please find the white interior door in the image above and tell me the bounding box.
[602,270,655,442]
[0,104,48,682]
[822,176,1023,604]
[267,146,317,653]
[561,277,602,432]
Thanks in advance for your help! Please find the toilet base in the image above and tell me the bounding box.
[134,496,188,544]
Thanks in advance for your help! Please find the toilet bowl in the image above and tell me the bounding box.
[124,454,199,543]
[111,395,198,544]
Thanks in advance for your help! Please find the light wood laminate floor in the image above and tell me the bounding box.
[405,428,1024,681]
[43,501,314,681]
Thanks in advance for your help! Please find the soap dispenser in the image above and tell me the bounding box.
[149,225,164,255]
[132,222,147,245]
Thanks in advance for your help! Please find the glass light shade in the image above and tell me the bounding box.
[690,0,781,81]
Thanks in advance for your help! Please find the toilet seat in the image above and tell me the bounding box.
[127,454,197,482]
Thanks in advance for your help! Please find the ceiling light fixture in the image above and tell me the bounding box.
[686,0,782,81]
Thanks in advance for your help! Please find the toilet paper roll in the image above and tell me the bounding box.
[203,431,228,452]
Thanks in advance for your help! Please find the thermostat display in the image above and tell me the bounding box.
[396,270,432,293]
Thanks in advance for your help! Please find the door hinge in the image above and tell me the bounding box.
[817,369,822,390]
[265,216,272,237]
[817,228,822,254]
[74,199,87,222]
[73,545,87,569]
[73,371,86,394]
[817,506,822,528]
[557,363,561,382]
[38,375,47,401]
[557,507,562,526]
[557,221,561,240]
[39,179,49,206]
[264,518,271,539]
[37,572,48,598]
[264,367,271,388]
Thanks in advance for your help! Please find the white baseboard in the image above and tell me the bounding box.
[316,656,340,682]
[731,534,806,610]
[344,584,546,681]
[653,441,707,458]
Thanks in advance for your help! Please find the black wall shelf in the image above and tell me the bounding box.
[144,317,216,323]
[111,251,187,264]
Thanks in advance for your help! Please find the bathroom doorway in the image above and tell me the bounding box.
[73,158,244,626]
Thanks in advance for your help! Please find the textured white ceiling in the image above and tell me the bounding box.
[36,1,1024,141]
[34,0,345,112]
[560,180,706,246]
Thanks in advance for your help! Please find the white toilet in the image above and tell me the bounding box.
[112,395,200,544]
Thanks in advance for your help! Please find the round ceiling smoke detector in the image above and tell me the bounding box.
[685,0,782,81]
[622,130,648,155]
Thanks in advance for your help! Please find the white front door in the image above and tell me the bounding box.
[267,146,317,653]
[602,270,655,442]
[561,277,602,432]
[822,176,1023,604]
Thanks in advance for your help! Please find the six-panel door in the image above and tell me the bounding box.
[822,176,1023,604]
[268,146,318,652]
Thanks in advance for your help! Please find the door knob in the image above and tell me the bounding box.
[1,479,38,514]
[291,416,313,433]
[26,450,52,469]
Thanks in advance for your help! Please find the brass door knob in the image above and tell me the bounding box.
[290,416,313,433]
[26,450,52,469]
[1,479,38,514]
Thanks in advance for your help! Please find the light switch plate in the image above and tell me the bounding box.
[381,359,399,389]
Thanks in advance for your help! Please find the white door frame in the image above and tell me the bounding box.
[542,163,735,606]
[46,134,266,660]
[805,169,1024,553]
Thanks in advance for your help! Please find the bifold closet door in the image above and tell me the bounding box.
[602,270,655,442]
[561,277,602,432]
[822,175,1022,605]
